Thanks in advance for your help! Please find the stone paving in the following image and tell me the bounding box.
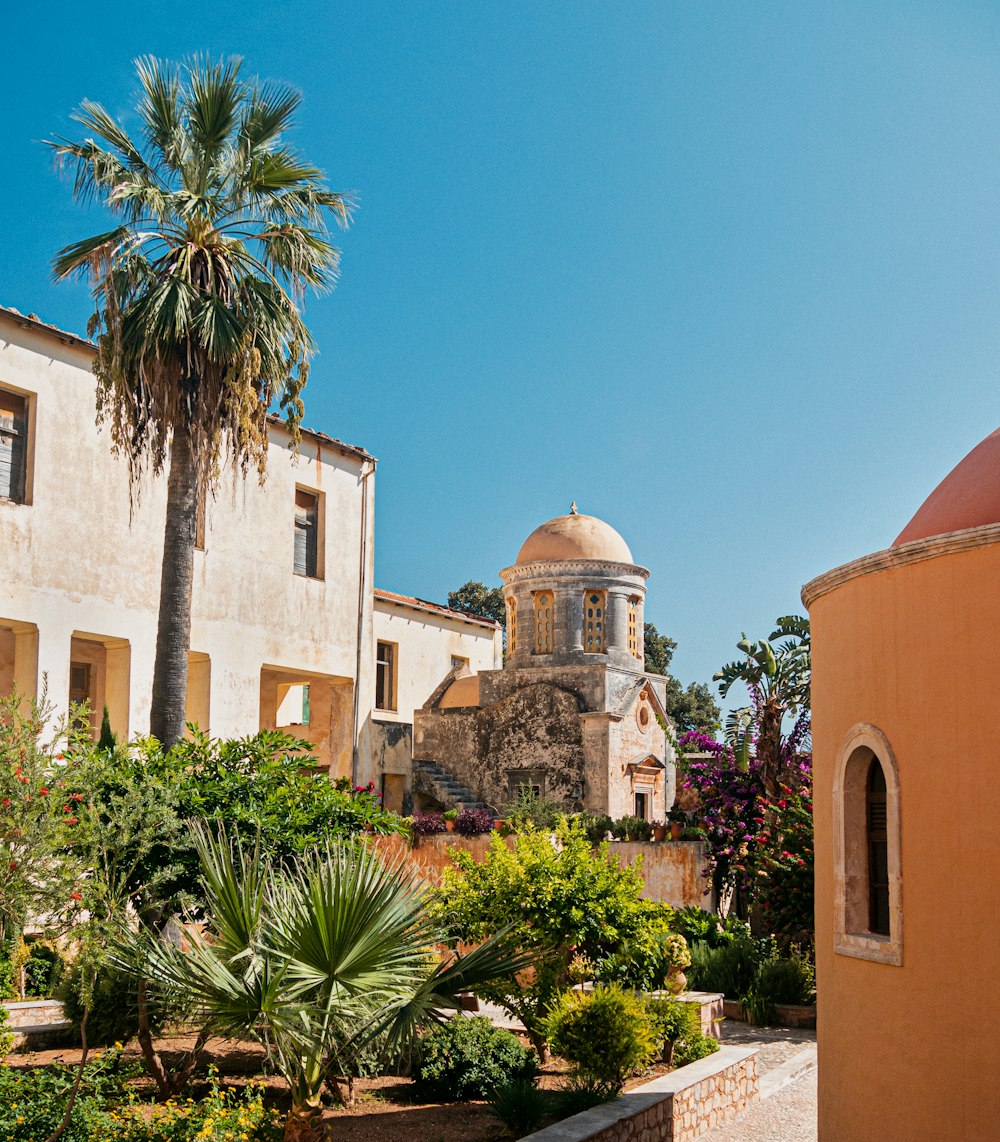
[700,1020,817,1142]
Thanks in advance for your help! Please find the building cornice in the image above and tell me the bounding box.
[499,559,650,584]
[374,587,501,630]
[801,523,1000,608]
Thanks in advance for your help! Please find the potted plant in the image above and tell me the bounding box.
[651,820,667,842]
[667,806,687,840]
[443,808,459,833]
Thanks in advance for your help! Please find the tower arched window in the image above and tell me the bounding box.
[833,724,902,965]
[533,592,553,655]
[584,591,606,652]
[507,596,518,655]
[627,598,639,659]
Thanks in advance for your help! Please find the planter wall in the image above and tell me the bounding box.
[373,833,712,909]
[521,1045,758,1142]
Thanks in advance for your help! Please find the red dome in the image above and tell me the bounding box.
[893,428,1000,546]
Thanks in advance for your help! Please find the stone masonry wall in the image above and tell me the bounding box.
[520,1047,758,1142]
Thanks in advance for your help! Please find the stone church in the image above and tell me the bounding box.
[412,508,676,820]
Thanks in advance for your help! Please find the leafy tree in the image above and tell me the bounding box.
[643,623,676,676]
[448,580,506,626]
[0,693,83,949]
[432,820,685,1054]
[50,56,352,748]
[643,622,721,733]
[122,827,527,1142]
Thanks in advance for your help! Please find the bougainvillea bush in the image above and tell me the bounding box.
[676,729,814,948]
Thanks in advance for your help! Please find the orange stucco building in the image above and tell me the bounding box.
[803,428,1000,1141]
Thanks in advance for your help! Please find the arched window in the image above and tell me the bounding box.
[533,592,553,655]
[867,760,890,936]
[584,591,606,652]
[627,599,639,659]
[833,724,902,965]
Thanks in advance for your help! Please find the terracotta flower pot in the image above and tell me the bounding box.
[444,819,456,832]
[652,824,666,842]
[670,821,683,841]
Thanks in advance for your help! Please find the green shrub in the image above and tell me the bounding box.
[611,815,652,842]
[643,994,718,1067]
[486,1077,550,1136]
[60,961,174,1046]
[553,1076,617,1116]
[686,932,765,998]
[24,941,63,997]
[742,948,815,1025]
[673,1029,719,1067]
[90,1076,283,1141]
[0,1005,14,1061]
[545,985,657,1092]
[575,812,613,845]
[413,1016,539,1101]
[0,1049,135,1142]
[504,786,565,831]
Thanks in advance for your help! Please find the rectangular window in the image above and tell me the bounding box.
[627,600,639,658]
[507,597,518,654]
[0,389,28,504]
[294,488,320,577]
[376,641,396,711]
[634,791,649,820]
[451,655,470,670]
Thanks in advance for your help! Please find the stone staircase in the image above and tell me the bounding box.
[3,999,75,1050]
[413,760,490,812]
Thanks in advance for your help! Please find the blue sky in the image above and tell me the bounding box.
[3,2,999,704]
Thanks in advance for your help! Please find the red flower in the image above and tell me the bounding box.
[39,787,49,796]
[70,892,82,902]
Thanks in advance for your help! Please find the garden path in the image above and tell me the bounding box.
[701,1021,817,1142]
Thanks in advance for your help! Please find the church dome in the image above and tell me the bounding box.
[893,428,1000,547]
[516,511,634,565]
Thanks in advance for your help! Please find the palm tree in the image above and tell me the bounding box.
[714,615,811,798]
[49,56,351,747]
[122,828,528,1142]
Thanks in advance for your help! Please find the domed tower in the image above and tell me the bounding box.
[499,506,649,671]
[412,505,676,822]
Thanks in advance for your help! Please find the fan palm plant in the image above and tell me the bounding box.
[49,56,351,747]
[121,827,529,1142]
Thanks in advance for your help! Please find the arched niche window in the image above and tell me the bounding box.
[584,591,606,652]
[833,724,902,965]
[507,596,518,655]
[627,598,640,659]
[533,591,553,655]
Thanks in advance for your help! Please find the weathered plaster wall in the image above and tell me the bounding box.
[415,682,587,811]
[0,313,372,760]
[611,841,711,910]
[373,600,500,723]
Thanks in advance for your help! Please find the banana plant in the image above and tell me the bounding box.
[714,615,811,796]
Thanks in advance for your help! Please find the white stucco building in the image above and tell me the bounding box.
[0,305,499,790]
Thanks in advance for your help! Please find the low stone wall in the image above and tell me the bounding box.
[373,833,710,908]
[521,1045,758,1142]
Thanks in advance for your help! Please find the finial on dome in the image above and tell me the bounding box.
[570,501,578,515]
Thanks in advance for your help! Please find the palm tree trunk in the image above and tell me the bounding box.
[150,422,198,749]
[283,1103,329,1142]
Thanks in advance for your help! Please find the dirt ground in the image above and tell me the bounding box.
[9,1030,676,1140]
